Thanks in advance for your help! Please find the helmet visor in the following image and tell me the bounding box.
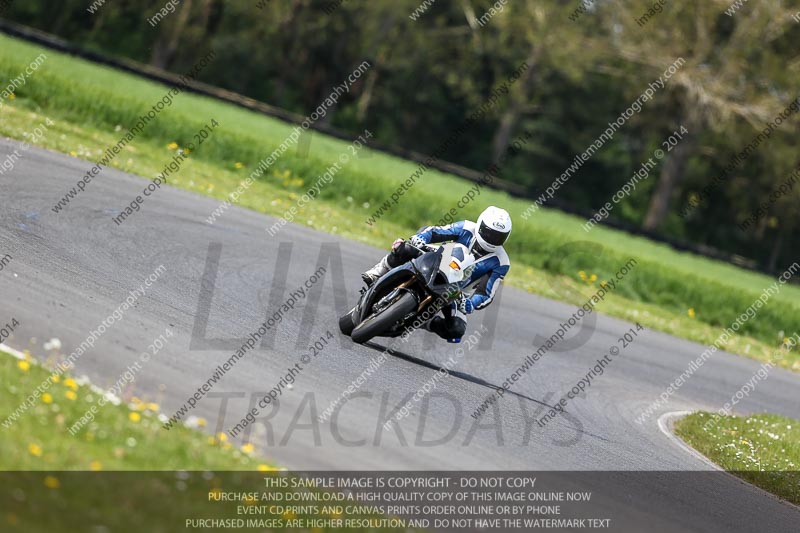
[478,221,509,247]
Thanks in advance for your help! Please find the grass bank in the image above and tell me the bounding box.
[675,412,800,506]
[1,33,799,370]
[0,350,412,532]
[0,349,270,470]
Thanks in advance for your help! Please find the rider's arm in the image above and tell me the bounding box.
[413,221,466,244]
[469,264,509,311]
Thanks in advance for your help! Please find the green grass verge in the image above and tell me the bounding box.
[0,350,271,470]
[675,412,800,506]
[1,33,799,371]
[0,352,412,532]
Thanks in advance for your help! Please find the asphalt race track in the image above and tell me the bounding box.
[2,138,799,532]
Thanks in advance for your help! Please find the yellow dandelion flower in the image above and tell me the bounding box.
[64,378,78,390]
[28,443,43,457]
[43,476,60,489]
[241,442,255,454]
[167,142,179,150]
[687,308,696,319]
[89,460,102,471]
[257,464,275,472]
[234,162,244,169]
[51,374,61,383]
[129,412,141,422]
[8,93,16,100]
[147,402,159,412]
[208,436,217,445]
[578,271,587,280]
[222,442,232,450]
[69,151,78,157]
[42,393,53,404]
[217,432,228,443]
[183,149,191,155]
[589,274,598,282]
[196,417,207,427]
[17,359,31,372]
[65,390,78,401]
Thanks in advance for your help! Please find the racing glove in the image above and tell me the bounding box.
[457,295,475,315]
[408,235,427,249]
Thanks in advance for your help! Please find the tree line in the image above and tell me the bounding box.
[4,0,800,272]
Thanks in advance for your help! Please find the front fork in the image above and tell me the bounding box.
[361,277,417,317]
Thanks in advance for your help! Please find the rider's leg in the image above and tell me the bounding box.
[362,255,390,285]
[428,303,467,343]
[362,239,422,286]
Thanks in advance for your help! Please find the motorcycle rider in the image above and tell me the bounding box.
[362,206,511,342]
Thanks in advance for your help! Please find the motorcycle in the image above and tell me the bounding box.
[339,242,476,344]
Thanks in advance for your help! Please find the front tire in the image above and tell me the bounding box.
[339,307,358,336]
[351,292,417,344]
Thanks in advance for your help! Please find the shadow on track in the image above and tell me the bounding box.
[362,340,613,444]
[365,340,561,412]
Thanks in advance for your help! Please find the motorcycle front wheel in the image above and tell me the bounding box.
[351,292,417,344]
[339,307,358,336]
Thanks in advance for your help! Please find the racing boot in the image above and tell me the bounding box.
[428,314,467,343]
[361,256,390,287]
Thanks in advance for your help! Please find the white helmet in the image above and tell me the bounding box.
[475,206,512,253]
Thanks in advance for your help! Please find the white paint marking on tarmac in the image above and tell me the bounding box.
[0,343,27,360]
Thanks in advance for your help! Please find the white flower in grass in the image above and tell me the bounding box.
[43,338,62,351]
